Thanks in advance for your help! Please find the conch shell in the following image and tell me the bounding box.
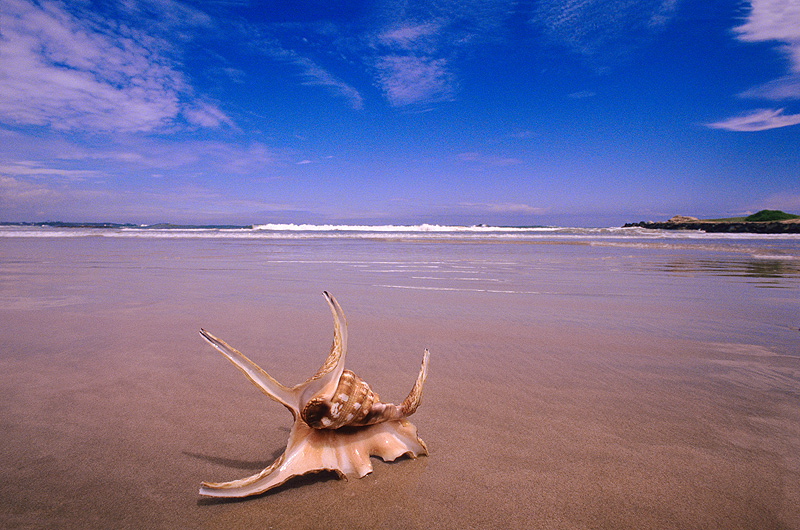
[198,292,429,498]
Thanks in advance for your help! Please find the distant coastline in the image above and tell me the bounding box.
[624,210,800,234]
[0,221,250,230]
[4,216,800,234]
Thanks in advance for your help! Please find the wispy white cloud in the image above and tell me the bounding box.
[531,0,679,68]
[372,21,457,107]
[377,23,440,51]
[295,57,364,110]
[706,108,800,132]
[0,174,117,220]
[116,0,213,37]
[367,3,506,107]
[1,130,289,202]
[734,0,800,76]
[649,0,679,27]
[374,55,455,106]
[247,1,514,108]
[739,75,800,100]
[261,44,364,110]
[0,175,61,203]
[459,202,546,215]
[183,101,236,129]
[568,90,596,99]
[734,0,800,64]
[99,139,282,175]
[0,0,231,132]
[0,161,101,181]
[456,152,523,167]
[710,0,800,131]
[0,174,302,223]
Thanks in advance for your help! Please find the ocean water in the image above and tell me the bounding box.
[2,223,799,284]
[2,223,798,355]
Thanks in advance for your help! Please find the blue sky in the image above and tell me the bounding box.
[1,0,799,226]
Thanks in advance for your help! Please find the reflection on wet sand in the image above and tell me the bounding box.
[640,257,800,287]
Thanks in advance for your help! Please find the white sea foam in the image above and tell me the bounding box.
[751,253,799,260]
[250,223,552,232]
[2,224,799,249]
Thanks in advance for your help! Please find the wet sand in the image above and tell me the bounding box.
[1,236,799,529]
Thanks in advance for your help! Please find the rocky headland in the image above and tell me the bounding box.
[624,211,800,234]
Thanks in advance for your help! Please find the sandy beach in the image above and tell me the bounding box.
[1,232,799,529]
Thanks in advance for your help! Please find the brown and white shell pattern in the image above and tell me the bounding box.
[197,291,429,498]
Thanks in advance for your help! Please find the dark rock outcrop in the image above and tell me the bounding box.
[623,218,800,233]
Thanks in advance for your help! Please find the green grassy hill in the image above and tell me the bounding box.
[743,210,800,222]
[705,210,799,223]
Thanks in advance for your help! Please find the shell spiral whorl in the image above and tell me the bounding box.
[301,370,377,429]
